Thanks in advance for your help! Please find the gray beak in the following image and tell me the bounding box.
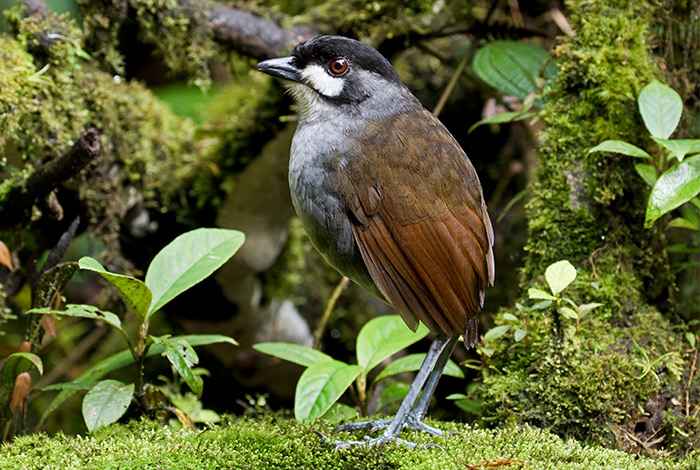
[255,56,301,83]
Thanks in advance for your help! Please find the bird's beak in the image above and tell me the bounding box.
[255,56,302,83]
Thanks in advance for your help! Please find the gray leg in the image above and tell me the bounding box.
[328,334,453,449]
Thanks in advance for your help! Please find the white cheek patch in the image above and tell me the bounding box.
[301,65,345,97]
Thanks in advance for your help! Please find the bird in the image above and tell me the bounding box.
[255,35,494,449]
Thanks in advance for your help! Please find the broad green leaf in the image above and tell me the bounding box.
[645,155,700,228]
[638,80,683,139]
[1,353,43,390]
[545,260,577,295]
[28,305,128,343]
[40,334,236,425]
[473,41,557,104]
[653,138,700,162]
[152,336,203,397]
[253,342,332,367]
[79,257,151,321]
[82,380,134,432]
[373,353,463,383]
[528,288,557,300]
[587,140,651,159]
[145,228,245,316]
[377,381,410,413]
[634,163,658,187]
[356,315,428,374]
[319,402,358,424]
[514,328,527,342]
[468,110,536,133]
[483,325,509,342]
[294,361,362,422]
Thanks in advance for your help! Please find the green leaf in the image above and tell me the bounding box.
[319,402,358,424]
[668,217,699,230]
[39,334,235,425]
[545,260,577,295]
[528,288,557,300]
[473,41,557,104]
[645,155,700,228]
[79,257,152,321]
[638,80,683,139]
[377,381,411,413]
[152,336,203,397]
[653,138,700,162]
[294,361,362,422]
[82,380,134,432]
[356,315,428,374]
[514,328,527,342]
[253,342,332,367]
[634,163,658,187]
[559,307,579,320]
[145,228,245,317]
[483,325,509,342]
[587,140,651,159]
[373,353,463,383]
[468,110,536,133]
[28,305,128,343]
[1,353,43,392]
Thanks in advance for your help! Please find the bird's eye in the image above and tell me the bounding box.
[328,58,348,75]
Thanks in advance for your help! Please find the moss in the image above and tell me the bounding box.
[0,416,695,469]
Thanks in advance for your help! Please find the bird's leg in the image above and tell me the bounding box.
[404,331,460,436]
[327,334,452,449]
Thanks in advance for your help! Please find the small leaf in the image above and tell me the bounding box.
[559,307,579,320]
[587,140,651,159]
[483,325,509,342]
[668,217,699,230]
[253,342,331,367]
[320,402,358,424]
[356,315,428,374]
[82,380,134,432]
[79,257,152,321]
[294,361,362,422]
[645,155,700,228]
[528,288,557,300]
[634,163,658,187]
[502,313,519,322]
[545,260,577,295]
[152,336,203,397]
[638,80,683,139]
[653,138,700,162]
[0,241,13,271]
[514,328,527,342]
[374,354,463,383]
[146,228,245,317]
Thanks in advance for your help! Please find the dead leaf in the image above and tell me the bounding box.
[0,241,12,271]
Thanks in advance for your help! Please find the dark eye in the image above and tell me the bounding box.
[328,58,348,75]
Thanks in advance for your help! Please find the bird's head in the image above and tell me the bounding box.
[255,35,417,120]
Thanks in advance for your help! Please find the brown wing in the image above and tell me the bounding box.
[343,109,494,347]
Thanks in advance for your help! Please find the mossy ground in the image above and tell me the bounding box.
[0,416,696,470]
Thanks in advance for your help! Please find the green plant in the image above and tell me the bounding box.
[469,40,558,131]
[588,80,700,229]
[27,228,243,431]
[254,315,464,423]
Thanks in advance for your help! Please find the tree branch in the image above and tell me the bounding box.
[0,127,101,230]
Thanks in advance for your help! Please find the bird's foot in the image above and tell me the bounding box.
[333,414,458,437]
[313,431,444,451]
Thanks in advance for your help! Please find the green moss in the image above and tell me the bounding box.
[0,416,694,469]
